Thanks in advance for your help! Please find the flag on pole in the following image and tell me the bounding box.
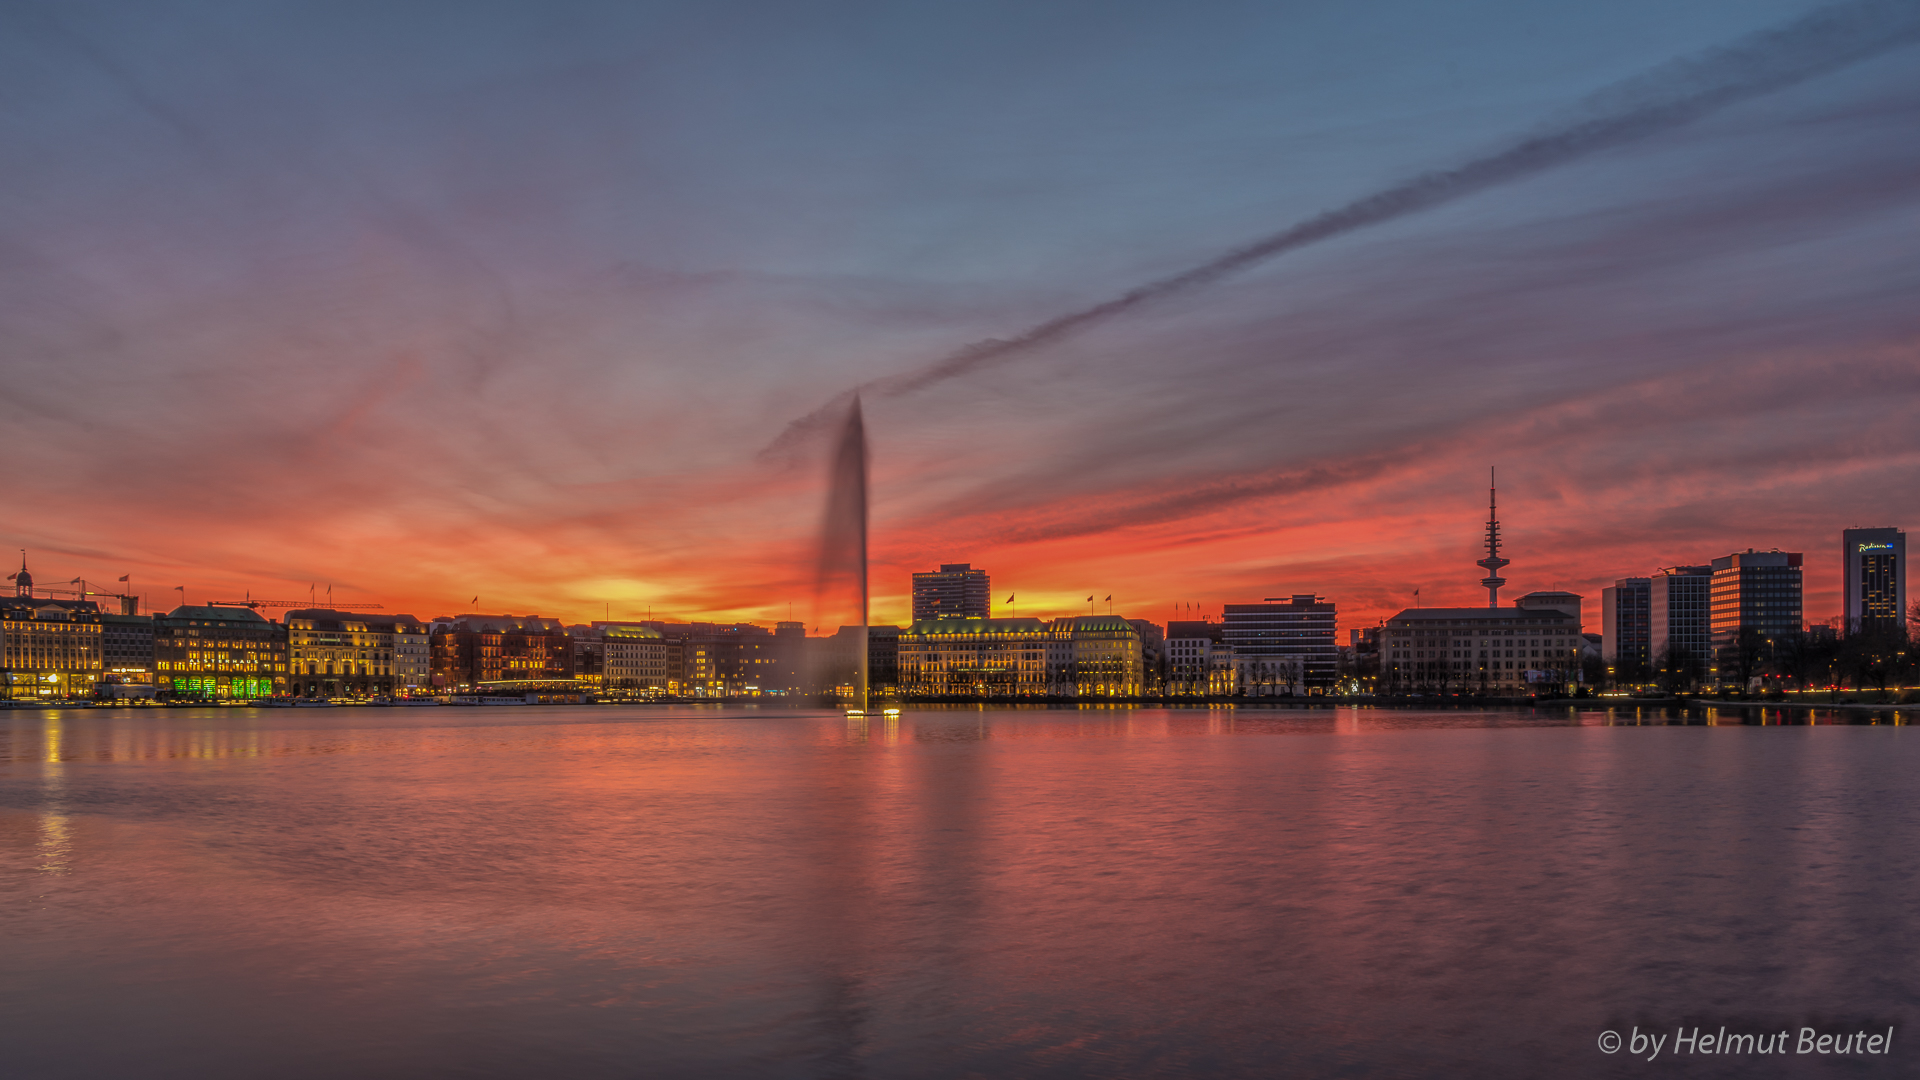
[471,596,479,606]
[1086,596,1093,602]
[118,574,130,582]
[1103,595,1111,602]
[1006,594,1013,604]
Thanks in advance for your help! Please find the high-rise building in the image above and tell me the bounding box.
[1222,595,1337,693]
[1649,565,1713,683]
[1708,550,1803,685]
[1842,527,1906,633]
[1601,578,1651,675]
[911,564,990,622]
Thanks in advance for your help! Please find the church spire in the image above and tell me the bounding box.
[1475,469,1508,608]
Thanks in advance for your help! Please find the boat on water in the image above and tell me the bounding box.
[291,698,337,708]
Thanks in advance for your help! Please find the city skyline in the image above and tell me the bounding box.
[6,506,1897,634]
[4,2,1917,632]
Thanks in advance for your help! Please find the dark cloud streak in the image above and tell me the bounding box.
[765,0,1920,456]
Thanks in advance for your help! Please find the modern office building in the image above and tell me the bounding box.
[99,613,156,696]
[898,616,1142,698]
[1600,577,1651,675]
[154,605,288,700]
[1222,595,1337,693]
[1842,527,1905,633]
[1378,600,1583,692]
[1649,565,1713,682]
[1708,550,1803,685]
[911,563,991,622]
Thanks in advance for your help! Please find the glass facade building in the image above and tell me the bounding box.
[1708,550,1803,685]
[1842,528,1905,633]
[1600,578,1651,676]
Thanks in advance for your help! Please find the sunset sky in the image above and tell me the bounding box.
[4,0,1917,633]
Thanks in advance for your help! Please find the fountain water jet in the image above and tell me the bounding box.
[815,396,868,712]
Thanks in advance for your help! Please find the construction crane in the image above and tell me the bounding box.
[210,590,383,611]
[38,578,142,614]
[210,599,308,609]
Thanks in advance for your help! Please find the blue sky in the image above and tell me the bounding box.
[3,0,1916,626]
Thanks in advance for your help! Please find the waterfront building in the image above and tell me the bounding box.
[642,622,775,695]
[594,623,672,693]
[99,613,156,697]
[1347,625,1382,693]
[1127,619,1167,694]
[911,563,990,622]
[1600,578,1652,678]
[897,616,1142,698]
[1379,603,1582,692]
[868,624,900,691]
[393,618,430,693]
[816,624,903,697]
[430,614,573,692]
[1650,565,1713,684]
[1222,595,1337,694]
[153,605,288,700]
[568,625,605,689]
[2,595,104,700]
[1708,550,1803,686]
[771,621,808,694]
[1165,620,1236,696]
[284,609,426,699]
[1842,527,1906,633]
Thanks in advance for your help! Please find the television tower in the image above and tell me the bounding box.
[1475,468,1508,608]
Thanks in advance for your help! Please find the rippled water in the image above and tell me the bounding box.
[2,705,1914,1078]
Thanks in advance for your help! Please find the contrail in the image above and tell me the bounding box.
[765,0,1920,456]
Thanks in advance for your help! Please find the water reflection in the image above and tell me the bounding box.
[37,716,70,875]
[1,706,1914,1079]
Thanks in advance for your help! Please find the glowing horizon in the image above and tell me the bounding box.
[4,2,1915,637]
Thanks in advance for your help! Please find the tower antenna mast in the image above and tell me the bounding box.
[1475,467,1509,608]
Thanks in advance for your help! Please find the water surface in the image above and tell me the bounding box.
[2,706,1914,1078]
